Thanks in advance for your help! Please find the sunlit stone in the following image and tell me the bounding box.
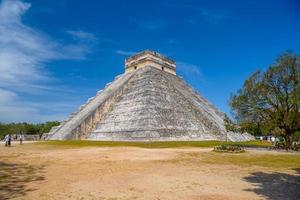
[45,50,254,141]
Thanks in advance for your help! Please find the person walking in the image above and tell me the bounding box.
[259,136,263,143]
[4,134,9,146]
[5,133,11,147]
[271,136,276,145]
[19,134,24,145]
[8,133,11,146]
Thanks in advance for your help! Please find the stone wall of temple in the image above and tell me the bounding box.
[125,50,176,75]
[88,66,227,141]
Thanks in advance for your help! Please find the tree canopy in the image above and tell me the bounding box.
[0,121,60,139]
[230,52,300,146]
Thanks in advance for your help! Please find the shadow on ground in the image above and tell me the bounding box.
[0,161,45,200]
[244,168,300,200]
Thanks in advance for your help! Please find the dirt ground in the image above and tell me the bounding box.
[0,142,299,200]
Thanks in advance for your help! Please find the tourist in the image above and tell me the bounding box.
[19,134,24,145]
[271,136,276,144]
[4,134,9,146]
[8,133,11,146]
[259,136,263,143]
[5,133,11,147]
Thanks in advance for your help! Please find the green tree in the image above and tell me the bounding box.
[230,52,300,148]
[0,121,60,139]
[224,115,239,132]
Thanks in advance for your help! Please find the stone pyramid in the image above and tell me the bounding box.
[46,50,254,141]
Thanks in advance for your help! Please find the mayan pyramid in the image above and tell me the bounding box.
[46,50,254,141]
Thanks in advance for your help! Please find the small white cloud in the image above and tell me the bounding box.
[114,50,136,56]
[62,30,97,60]
[177,62,202,81]
[66,30,97,41]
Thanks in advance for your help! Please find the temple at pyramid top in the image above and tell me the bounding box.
[125,50,176,75]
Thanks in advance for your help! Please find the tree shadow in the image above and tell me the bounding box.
[243,168,300,200]
[0,161,45,200]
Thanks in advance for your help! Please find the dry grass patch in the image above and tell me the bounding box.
[180,151,300,169]
[34,140,272,149]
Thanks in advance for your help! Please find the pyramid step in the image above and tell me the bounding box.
[47,70,137,140]
[46,51,254,141]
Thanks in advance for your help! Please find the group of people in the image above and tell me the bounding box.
[4,134,24,147]
[259,135,278,144]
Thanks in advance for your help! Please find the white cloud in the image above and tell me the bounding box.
[66,30,97,41]
[114,50,136,56]
[0,0,30,24]
[0,0,96,89]
[62,30,97,60]
[0,88,77,122]
[0,0,96,122]
[0,88,37,122]
[177,62,202,81]
[0,88,17,104]
[0,0,57,89]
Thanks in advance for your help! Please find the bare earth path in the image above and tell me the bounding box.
[0,143,299,200]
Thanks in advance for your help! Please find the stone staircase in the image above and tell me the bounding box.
[88,66,227,140]
[47,71,136,140]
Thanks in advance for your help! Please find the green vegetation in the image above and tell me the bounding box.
[35,140,272,149]
[0,121,60,139]
[200,152,300,169]
[230,52,300,148]
[214,144,245,153]
[224,115,240,132]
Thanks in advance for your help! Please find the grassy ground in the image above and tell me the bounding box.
[31,140,300,170]
[34,140,272,149]
[1,141,299,199]
[181,151,300,169]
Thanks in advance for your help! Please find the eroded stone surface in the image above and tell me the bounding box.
[89,67,226,140]
[46,51,254,141]
[46,71,136,140]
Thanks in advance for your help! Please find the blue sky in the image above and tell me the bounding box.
[0,0,299,122]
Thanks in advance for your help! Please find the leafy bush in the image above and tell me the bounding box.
[291,142,300,151]
[292,131,300,142]
[214,144,245,153]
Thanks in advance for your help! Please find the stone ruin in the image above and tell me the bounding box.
[46,50,254,141]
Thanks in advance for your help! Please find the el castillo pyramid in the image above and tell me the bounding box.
[46,50,254,141]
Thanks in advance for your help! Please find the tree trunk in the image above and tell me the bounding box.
[284,134,292,150]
